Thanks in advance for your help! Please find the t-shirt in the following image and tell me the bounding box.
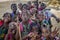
[0,26,8,40]
[11,12,16,19]
[11,12,15,18]
[0,20,3,27]
[20,20,32,37]
[44,10,52,21]
[21,23,31,37]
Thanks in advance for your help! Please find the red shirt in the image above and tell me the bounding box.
[0,20,4,27]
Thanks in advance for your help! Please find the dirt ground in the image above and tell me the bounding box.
[0,1,60,36]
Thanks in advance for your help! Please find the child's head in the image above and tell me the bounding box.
[40,3,46,10]
[30,8,37,15]
[3,12,12,23]
[9,22,17,34]
[18,3,22,10]
[37,12,45,21]
[22,4,28,10]
[11,3,17,12]
[16,11,22,18]
[21,11,30,22]
[30,22,38,32]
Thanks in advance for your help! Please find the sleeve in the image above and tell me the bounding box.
[47,11,53,17]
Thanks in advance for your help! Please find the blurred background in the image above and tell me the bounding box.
[0,0,60,36]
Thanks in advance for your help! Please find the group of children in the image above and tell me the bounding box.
[0,1,60,40]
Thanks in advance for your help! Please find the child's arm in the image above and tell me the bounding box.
[4,34,8,40]
[15,27,20,40]
[4,29,13,40]
[51,14,60,23]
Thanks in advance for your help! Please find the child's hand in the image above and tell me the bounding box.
[28,32,38,40]
[8,29,12,34]
[56,18,60,23]
[51,27,60,38]
[42,28,50,38]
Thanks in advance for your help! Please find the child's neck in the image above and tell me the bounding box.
[13,11,16,14]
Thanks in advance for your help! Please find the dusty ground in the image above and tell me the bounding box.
[0,1,60,36]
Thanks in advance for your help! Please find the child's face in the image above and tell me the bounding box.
[9,22,17,34]
[18,3,22,9]
[17,12,22,19]
[37,13,45,21]
[21,13,29,22]
[3,15,11,23]
[11,5,17,12]
[23,5,27,10]
[30,8,36,14]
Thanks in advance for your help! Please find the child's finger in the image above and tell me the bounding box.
[56,28,60,32]
[53,27,57,32]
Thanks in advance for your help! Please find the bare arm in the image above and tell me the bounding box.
[51,14,60,23]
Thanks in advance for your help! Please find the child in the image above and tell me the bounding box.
[11,3,17,18]
[30,8,37,21]
[23,22,41,40]
[20,11,32,38]
[18,3,22,11]
[36,12,50,34]
[38,3,60,31]
[16,12,22,22]
[0,12,12,40]
[22,4,28,10]
[18,3,22,17]
[4,22,20,40]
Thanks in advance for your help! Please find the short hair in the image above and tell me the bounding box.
[41,3,46,7]
[3,12,12,18]
[11,3,17,9]
[22,4,28,8]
